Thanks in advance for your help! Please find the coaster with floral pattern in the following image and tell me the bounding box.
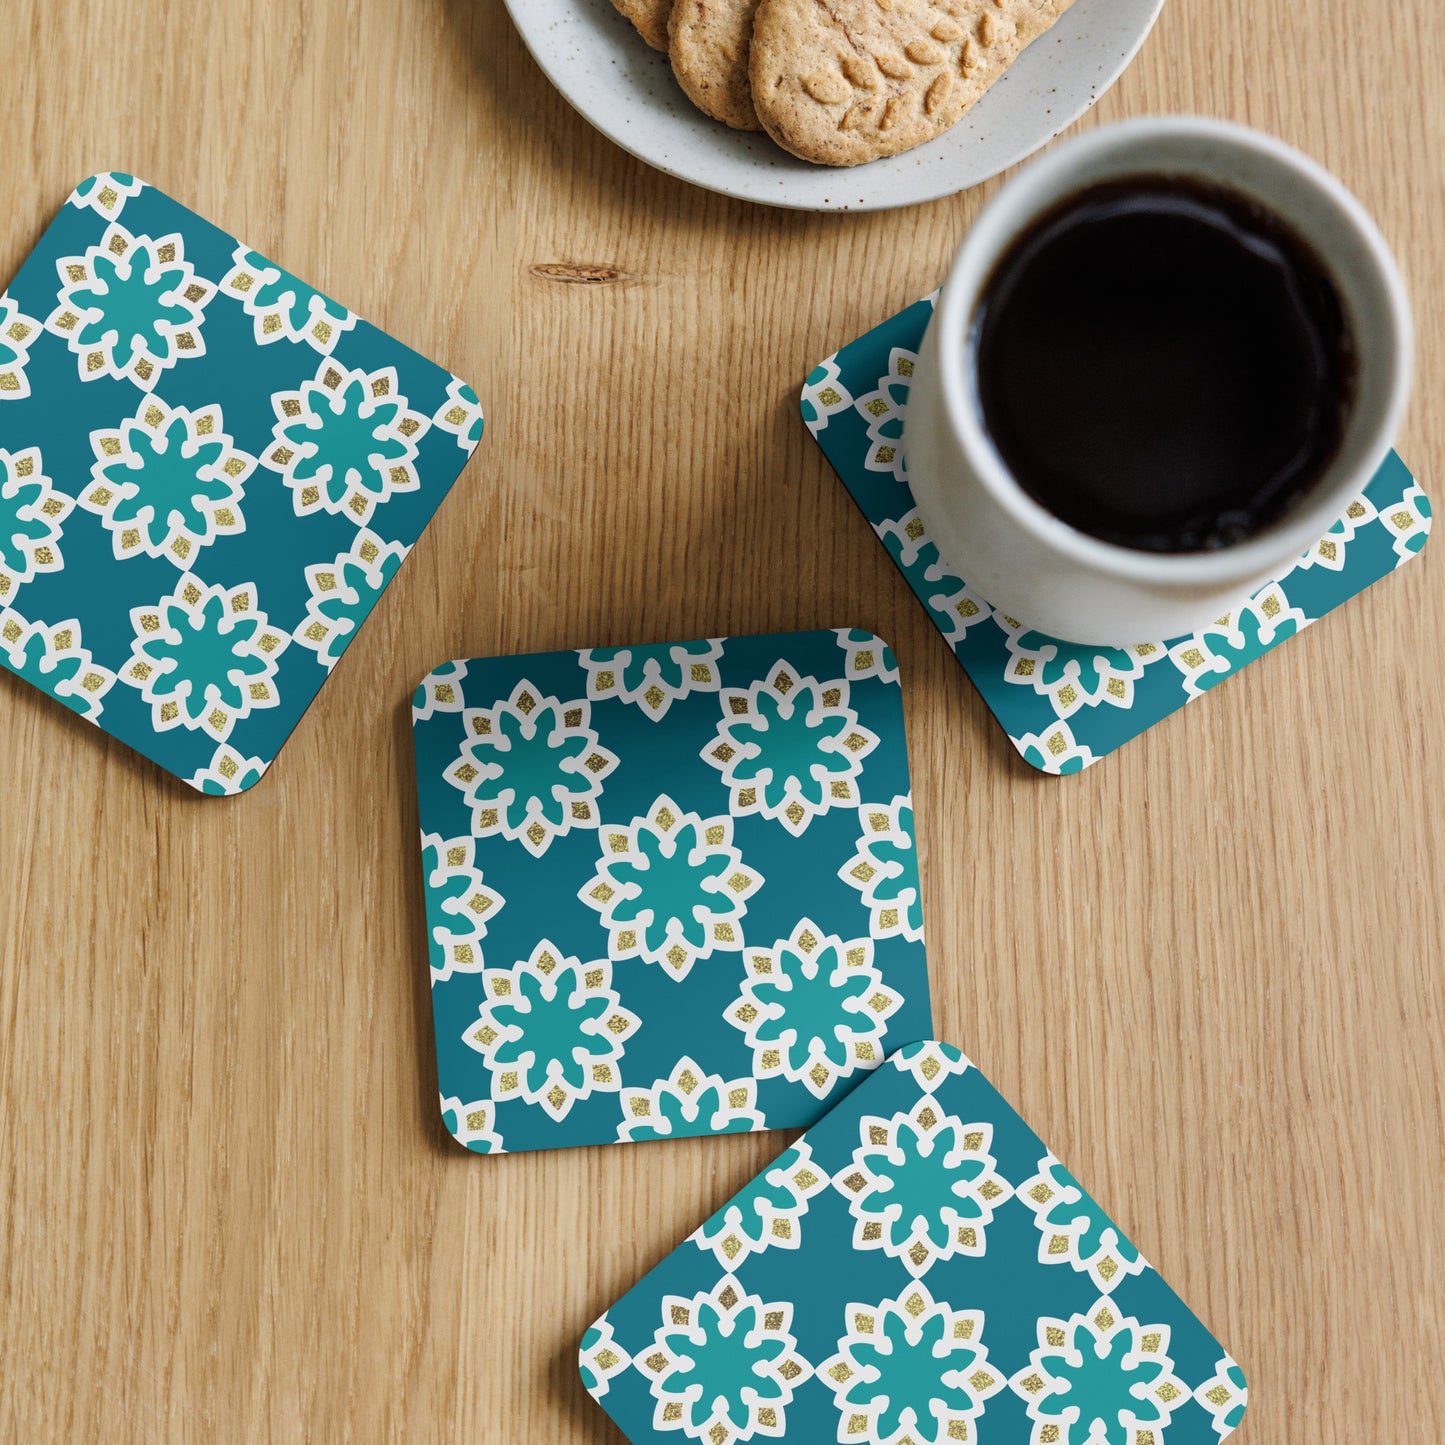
[581,1039,1247,1444]
[0,174,482,793]
[805,293,1430,774]
[412,628,933,1155]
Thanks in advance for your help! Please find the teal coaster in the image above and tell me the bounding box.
[581,1040,1247,1444]
[412,628,933,1155]
[0,174,482,793]
[805,293,1431,774]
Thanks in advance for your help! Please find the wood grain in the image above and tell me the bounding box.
[0,0,1441,1439]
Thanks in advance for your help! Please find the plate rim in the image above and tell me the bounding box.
[500,0,1168,212]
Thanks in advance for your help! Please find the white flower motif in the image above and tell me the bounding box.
[854,347,916,483]
[1012,721,1097,776]
[726,920,899,1100]
[0,447,71,603]
[833,628,899,684]
[412,659,469,720]
[1009,1301,1190,1445]
[119,573,289,740]
[617,1056,765,1142]
[217,244,357,354]
[439,1094,505,1154]
[1169,584,1309,700]
[67,172,143,221]
[640,1275,813,1441]
[836,1098,1013,1277]
[817,1283,1004,1445]
[838,797,924,942]
[432,376,485,451]
[579,637,724,721]
[579,795,761,980]
[80,396,254,567]
[188,743,268,796]
[292,529,409,670]
[262,359,430,527]
[691,1141,830,1269]
[462,941,638,1121]
[701,663,878,836]
[1296,494,1377,571]
[0,295,42,400]
[579,1314,631,1401]
[998,612,1169,718]
[1017,1154,1148,1296]
[0,609,115,723]
[1379,483,1432,560]
[888,1040,972,1095]
[445,682,618,857]
[1193,1355,1249,1437]
[420,831,504,984]
[801,354,854,437]
[875,512,992,648]
[44,222,213,389]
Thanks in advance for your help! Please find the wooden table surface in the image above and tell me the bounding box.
[1,1,1441,1439]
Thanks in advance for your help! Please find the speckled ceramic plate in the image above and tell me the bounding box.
[501,0,1165,211]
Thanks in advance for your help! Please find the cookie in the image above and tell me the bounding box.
[669,0,764,131]
[611,0,670,51]
[750,0,1075,167]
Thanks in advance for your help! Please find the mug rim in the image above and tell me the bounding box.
[933,115,1415,588]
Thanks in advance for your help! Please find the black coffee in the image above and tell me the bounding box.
[971,176,1358,553]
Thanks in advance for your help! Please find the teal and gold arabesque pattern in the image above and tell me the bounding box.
[585,1040,1247,1444]
[0,174,481,791]
[806,294,1430,774]
[412,629,934,1155]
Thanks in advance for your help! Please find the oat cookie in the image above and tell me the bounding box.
[750,0,1075,166]
[611,0,671,51]
[669,0,764,131]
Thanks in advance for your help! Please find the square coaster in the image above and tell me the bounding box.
[412,628,933,1154]
[0,173,482,793]
[581,1039,1247,1444]
[806,293,1431,774]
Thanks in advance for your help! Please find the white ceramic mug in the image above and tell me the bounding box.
[905,116,1413,645]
